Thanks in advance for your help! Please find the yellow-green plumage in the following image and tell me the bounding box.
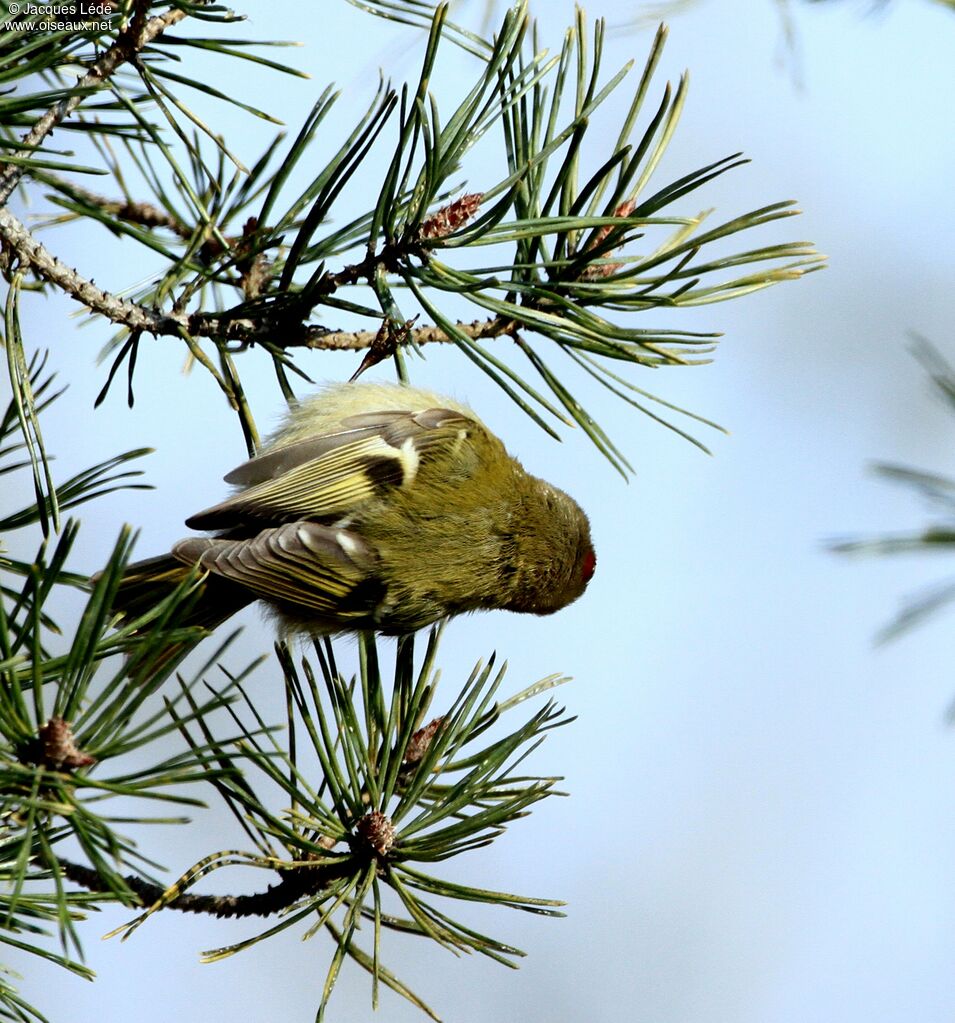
[112,382,595,636]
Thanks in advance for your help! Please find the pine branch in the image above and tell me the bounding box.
[284,316,515,353]
[0,0,190,204]
[57,855,356,919]
[0,204,175,334]
[834,339,955,642]
[1,6,822,468]
[38,175,192,238]
[0,200,514,352]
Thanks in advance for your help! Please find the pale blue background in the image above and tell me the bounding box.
[7,1,955,1021]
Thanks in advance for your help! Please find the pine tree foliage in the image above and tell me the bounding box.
[0,1,821,1019]
[834,341,955,643]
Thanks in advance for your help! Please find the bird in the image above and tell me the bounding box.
[111,381,596,637]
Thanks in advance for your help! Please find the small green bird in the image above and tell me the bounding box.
[113,382,595,636]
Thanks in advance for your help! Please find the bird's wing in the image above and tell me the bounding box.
[173,521,382,620]
[186,407,476,531]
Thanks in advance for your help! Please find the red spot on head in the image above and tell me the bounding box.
[581,547,596,583]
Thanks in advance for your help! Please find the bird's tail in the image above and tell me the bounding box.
[111,554,253,632]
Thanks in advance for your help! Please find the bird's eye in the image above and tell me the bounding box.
[581,548,596,582]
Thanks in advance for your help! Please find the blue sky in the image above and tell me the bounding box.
[8,1,955,1021]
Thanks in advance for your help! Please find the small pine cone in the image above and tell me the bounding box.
[579,197,638,280]
[354,810,396,857]
[403,716,445,766]
[419,193,483,241]
[37,718,96,770]
[578,259,624,281]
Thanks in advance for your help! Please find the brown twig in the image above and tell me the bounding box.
[0,1,190,205]
[56,810,399,918]
[58,855,357,919]
[51,182,191,238]
[0,205,181,334]
[0,199,518,353]
[288,316,515,353]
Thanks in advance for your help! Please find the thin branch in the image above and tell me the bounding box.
[0,205,179,333]
[283,316,515,352]
[43,177,191,238]
[58,855,356,919]
[0,201,514,351]
[0,1,189,205]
